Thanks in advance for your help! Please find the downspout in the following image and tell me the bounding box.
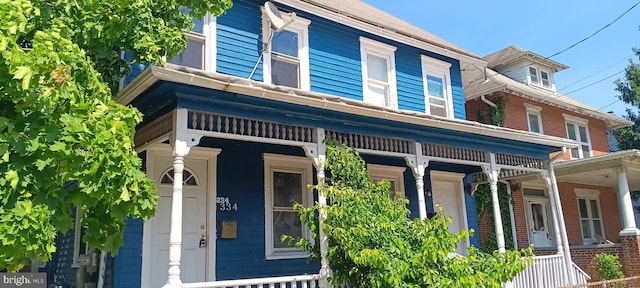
[549,147,576,284]
[502,180,518,249]
[481,95,497,108]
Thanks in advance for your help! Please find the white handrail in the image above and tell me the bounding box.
[182,274,324,288]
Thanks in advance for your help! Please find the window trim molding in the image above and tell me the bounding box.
[263,153,313,260]
[574,189,605,245]
[262,12,311,90]
[525,103,544,134]
[421,55,453,118]
[564,114,592,159]
[359,37,398,109]
[527,65,554,90]
[367,164,406,198]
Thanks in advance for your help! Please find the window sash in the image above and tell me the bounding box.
[577,197,604,243]
[529,67,539,84]
[528,112,542,133]
[566,122,591,159]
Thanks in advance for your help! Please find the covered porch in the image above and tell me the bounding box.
[118,65,580,288]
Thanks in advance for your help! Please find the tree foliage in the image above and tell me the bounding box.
[474,182,515,252]
[291,143,532,288]
[0,0,231,270]
[613,47,640,150]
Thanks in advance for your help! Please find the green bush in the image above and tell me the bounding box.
[595,253,624,280]
[289,143,532,288]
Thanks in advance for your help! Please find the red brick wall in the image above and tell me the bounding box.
[534,246,623,281]
[465,92,612,158]
[620,235,640,277]
[511,185,531,249]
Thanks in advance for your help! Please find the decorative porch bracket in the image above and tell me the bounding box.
[482,152,506,254]
[164,109,204,288]
[540,164,576,285]
[404,142,430,220]
[303,128,332,287]
[616,166,640,236]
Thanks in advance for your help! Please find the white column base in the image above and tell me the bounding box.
[619,228,640,237]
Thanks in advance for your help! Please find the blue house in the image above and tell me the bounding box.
[49,0,582,287]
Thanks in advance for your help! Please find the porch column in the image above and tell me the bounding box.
[405,142,429,220]
[306,129,331,286]
[540,171,564,255]
[547,163,576,285]
[616,167,640,235]
[164,109,202,288]
[484,153,506,254]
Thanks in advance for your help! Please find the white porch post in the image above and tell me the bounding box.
[617,167,640,236]
[484,153,506,254]
[540,171,564,255]
[547,163,576,285]
[405,142,429,220]
[305,128,331,287]
[164,109,202,288]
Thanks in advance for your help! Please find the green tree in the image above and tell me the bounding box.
[613,47,640,150]
[0,0,232,271]
[291,144,531,288]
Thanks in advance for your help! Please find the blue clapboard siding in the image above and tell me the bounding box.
[215,0,466,118]
[113,218,143,288]
[50,227,76,287]
[201,138,321,280]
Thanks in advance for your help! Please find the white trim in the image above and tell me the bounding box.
[527,65,554,90]
[564,117,592,159]
[421,55,454,118]
[523,196,555,249]
[72,208,90,268]
[563,114,589,125]
[262,11,311,90]
[429,171,469,252]
[141,145,221,287]
[360,37,398,109]
[367,164,406,198]
[263,153,313,260]
[205,14,217,72]
[574,188,605,245]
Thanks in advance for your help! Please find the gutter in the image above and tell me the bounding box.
[117,65,579,149]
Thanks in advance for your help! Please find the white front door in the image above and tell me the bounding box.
[431,172,468,255]
[144,151,213,288]
[527,200,553,248]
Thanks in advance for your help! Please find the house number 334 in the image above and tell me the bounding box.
[216,197,238,211]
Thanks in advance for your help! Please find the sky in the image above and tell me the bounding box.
[363,0,640,118]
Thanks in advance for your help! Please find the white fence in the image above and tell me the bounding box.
[181,274,325,288]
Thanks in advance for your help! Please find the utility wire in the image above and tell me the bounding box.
[597,99,621,111]
[546,1,640,59]
[563,70,624,95]
[558,54,633,92]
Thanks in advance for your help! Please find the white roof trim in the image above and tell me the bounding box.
[117,65,579,149]
[554,150,640,169]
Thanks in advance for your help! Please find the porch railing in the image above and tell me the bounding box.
[181,274,325,288]
[573,262,590,285]
[512,255,568,288]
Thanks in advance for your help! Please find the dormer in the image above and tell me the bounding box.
[483,46,568,92]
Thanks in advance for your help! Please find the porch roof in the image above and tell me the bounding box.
[117,64,578,155]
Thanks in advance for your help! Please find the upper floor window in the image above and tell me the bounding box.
[167,14,216,71]
[360,37,397,108]
[421,55,453,118]
[367,164,406,199]
[564,114,591,159]
[263,154,312,259]
[575,189,604,245]
[527,66,552,89]
[262,15,310,90]
[525,104,543,134]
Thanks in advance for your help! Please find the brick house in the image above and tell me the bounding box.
[463,45,640,279]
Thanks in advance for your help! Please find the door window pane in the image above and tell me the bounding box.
[531,203,545,231]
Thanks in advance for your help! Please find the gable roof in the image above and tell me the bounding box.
[274,0,485,66]
[483,45,569,72]
[461,62,631,130]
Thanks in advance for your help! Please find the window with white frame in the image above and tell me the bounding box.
[262,14,310,90]
[264,154,312,259]
[575,189,605,245]
[527,66,552,89]
[367,164,406,199]
[421,55,453,118]
[564,114,592,159]
[167,14,216,71]
[525,104,543,133]
[360,37,397,108]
